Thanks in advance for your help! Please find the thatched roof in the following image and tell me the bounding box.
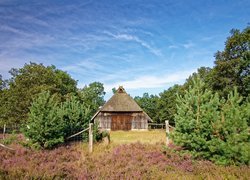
[100,86,143,112]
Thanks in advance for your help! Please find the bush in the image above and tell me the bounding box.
[172,77,250,165]
[82,122,110,143]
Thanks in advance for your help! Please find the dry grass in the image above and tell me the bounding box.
[110,130,166,144]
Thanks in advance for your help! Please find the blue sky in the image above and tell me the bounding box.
[0,0,249,99]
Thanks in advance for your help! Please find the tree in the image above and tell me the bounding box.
[184,67,212,90]
[156,85,183,125]
[210,27,250,98]
[78,82,105,116]
[172,76,221,158]
[134,93,159,122]
[1,62,77,125]
[59,95,91,137]
[112,87,117,94]
[208,89,250,165]
[0,75,4,90]
[23,91,65,149]
[172,76,250,165]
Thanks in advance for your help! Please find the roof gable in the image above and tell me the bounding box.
[100,86,143,112]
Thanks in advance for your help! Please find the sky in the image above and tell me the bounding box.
[0,0,249,99]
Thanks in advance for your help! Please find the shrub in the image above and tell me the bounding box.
[82,122,109,143]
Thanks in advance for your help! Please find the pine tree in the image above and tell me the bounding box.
[172,76,250,165]
[23,91,65,149]
[172,76,221,158]
[59,95,91,137]
[209,88,250,165]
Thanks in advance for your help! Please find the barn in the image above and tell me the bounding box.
[91,86,152,131]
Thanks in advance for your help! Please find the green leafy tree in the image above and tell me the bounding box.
[156,85,183,125]
[23,91,65,149]
[1,62,77,125]
[210,27,250,98]
[78,82,105,116]
[134,93,159,122]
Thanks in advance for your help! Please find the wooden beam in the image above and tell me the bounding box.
[66,127,89,140]
[0,143,15,151]
[89,123,93,153]
[165,120,169,145]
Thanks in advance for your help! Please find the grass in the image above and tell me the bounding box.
[110,130,166,144]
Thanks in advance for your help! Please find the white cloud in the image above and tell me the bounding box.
[104,32,161,56]
[182,42,195,49]
[168,45,179,49]
[104,69,195,92]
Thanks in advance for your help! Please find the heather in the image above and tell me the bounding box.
[1,134,249,179]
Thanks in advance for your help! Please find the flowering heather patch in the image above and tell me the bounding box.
[0,141,249,179]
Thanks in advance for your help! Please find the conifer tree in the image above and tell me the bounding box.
[172,76,221,158]
[59,95,91,137]
[172,77,250,165]
[23,91,65,149]
[209,89,250,165]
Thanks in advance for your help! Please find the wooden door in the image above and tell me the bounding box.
[111,115,132,131]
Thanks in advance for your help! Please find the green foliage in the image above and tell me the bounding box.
[78,82,105,116]
[23,91,65,149]
[0,62,77,126]
[112,87,117,94]
[211,27,250,98]
[208,89,250,165]
[184,67,213,90]
[134,93,159,122]
[23,91,98,149]
[156,85,183,125]
[172,77,250,165]
[82,122,109,143]
[59,95,91,138]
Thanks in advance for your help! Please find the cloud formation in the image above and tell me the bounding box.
[104,69,195,92]
[104,32,162,56]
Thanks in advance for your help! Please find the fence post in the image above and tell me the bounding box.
[165,120,169,145]
[89,123,93,153]
[3,124,6,140]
